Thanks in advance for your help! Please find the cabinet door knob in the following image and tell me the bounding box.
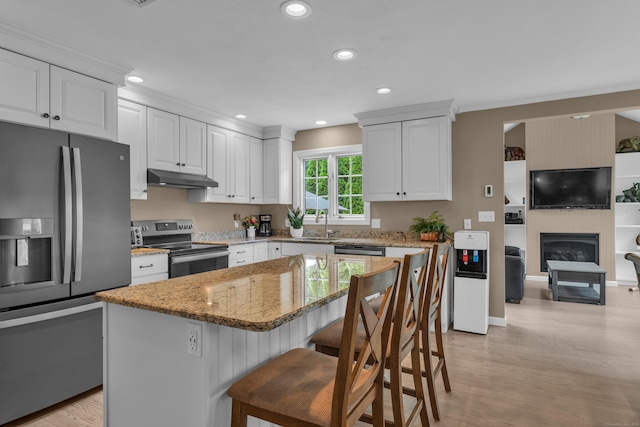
[232,195,235,198]
[42,113,50,118]
[182,163,186,166]
[176,162,181,166]
[396,192,400,196]
[251,196,255,200]
[403,192,406,195]
[53,115,61,121]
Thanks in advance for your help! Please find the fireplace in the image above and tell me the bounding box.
[539,233,599,272]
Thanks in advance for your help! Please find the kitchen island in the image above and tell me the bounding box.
[96,253,399,427]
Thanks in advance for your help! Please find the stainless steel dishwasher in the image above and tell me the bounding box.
[334,245,386,256]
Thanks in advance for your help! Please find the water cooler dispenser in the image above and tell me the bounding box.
[453,231,490,334]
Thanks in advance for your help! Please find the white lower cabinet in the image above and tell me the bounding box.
[253,242,268,263]
[131,254,168,285]
[384,247,425,258]
[229,244,253,267]
[268,242,282,259]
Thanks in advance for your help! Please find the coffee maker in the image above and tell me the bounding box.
[258,214,272,236]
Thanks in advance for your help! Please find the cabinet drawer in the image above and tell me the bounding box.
[131,254,168,279]
[229,256,253,267]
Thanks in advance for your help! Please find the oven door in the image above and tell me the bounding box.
[169,250,230,278]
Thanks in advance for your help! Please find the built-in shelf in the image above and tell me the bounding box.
[504,160,526,253]
[615,152,640,283]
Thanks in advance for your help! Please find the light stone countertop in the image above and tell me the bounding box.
[194,235,443,248]
[96,254,400,332]
[130,247,169,257]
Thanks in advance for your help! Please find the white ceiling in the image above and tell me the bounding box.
[3,0,640,131]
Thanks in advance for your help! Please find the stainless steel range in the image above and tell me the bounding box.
[132,219,229,278]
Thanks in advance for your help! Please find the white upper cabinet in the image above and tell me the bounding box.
[0,49,50,127]
[229,131,251,203]
[179,116,207,175]
[362,122,403,201]
[0,49,116,140]
[356,101,456,202]
[402,117,451,200]
[362,116,451,201]
[147,108,180,171]
[263,138,293,205]
[147,108,206,175]
[250,137,264,204]
[117,100,148,200]
[49,66,116,140]
[188,125,250,203]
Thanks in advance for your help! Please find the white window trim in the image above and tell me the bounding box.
[293,145,370,226]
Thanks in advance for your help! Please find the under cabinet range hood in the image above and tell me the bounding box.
[147,169,218,189]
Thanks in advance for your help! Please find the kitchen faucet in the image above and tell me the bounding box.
[315,209,332,239]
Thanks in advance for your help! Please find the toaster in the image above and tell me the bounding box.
[131,226,143,248]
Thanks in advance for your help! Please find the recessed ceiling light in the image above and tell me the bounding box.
[235,114,247,119]
[315,120,327,125]
[280,1,312,18]
[126,75,144,83]
[375,87,392,95]
[332,49,357,61]
[572,114,591,120]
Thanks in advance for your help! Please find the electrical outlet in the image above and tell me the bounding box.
[187,322,202,357]
[478,211,495,222]
[371,219,381,229]
[464,219,472,229]
[285,219,290,227]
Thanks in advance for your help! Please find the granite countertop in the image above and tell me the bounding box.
[96,254,399,332]
[195,235,444,248]
[131,247,170,257]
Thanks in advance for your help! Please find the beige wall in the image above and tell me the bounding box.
[131,187,261,231]
[130,89,640,320]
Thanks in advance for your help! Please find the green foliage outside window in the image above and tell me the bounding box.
[304,155,364,216]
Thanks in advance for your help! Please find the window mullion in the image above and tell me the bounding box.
[327,154,336,221]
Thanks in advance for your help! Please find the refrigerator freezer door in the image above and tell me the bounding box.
[0,122,70,309]
[69,134,131,295]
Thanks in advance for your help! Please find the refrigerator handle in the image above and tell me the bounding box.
[72,147,83,281]
[62,146,72,284]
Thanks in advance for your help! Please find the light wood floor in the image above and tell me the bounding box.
[4,280,640,427]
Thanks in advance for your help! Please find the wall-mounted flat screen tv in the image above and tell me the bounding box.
[529,166,612,210]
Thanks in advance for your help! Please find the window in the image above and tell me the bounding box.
[293,145,370,225]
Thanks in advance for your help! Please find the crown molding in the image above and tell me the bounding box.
[0,19,130,85]
[119,85,274,140]
[354,99,458,127]
[263,125,297,141]
[459,83,640,115]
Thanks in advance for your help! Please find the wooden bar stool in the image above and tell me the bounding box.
[311,248,433,427]
[414,243,451,420]
[226,260,400,427]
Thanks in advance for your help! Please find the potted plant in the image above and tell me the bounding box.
[243,215,258,239]
[287,206,305,238]
[408,211,450,241]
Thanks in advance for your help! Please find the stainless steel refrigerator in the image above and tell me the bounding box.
[0,121,131,424]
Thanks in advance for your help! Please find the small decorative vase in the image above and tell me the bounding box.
[290,226,303,238]
[247,227,256,239]
[420,232,439,241]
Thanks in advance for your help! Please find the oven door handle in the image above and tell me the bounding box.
[171,250,230,264]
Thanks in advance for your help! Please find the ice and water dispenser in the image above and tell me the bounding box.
[453,231,490,334]
[0,218,54,288]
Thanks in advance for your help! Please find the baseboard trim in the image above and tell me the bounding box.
[489,316,507,327]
